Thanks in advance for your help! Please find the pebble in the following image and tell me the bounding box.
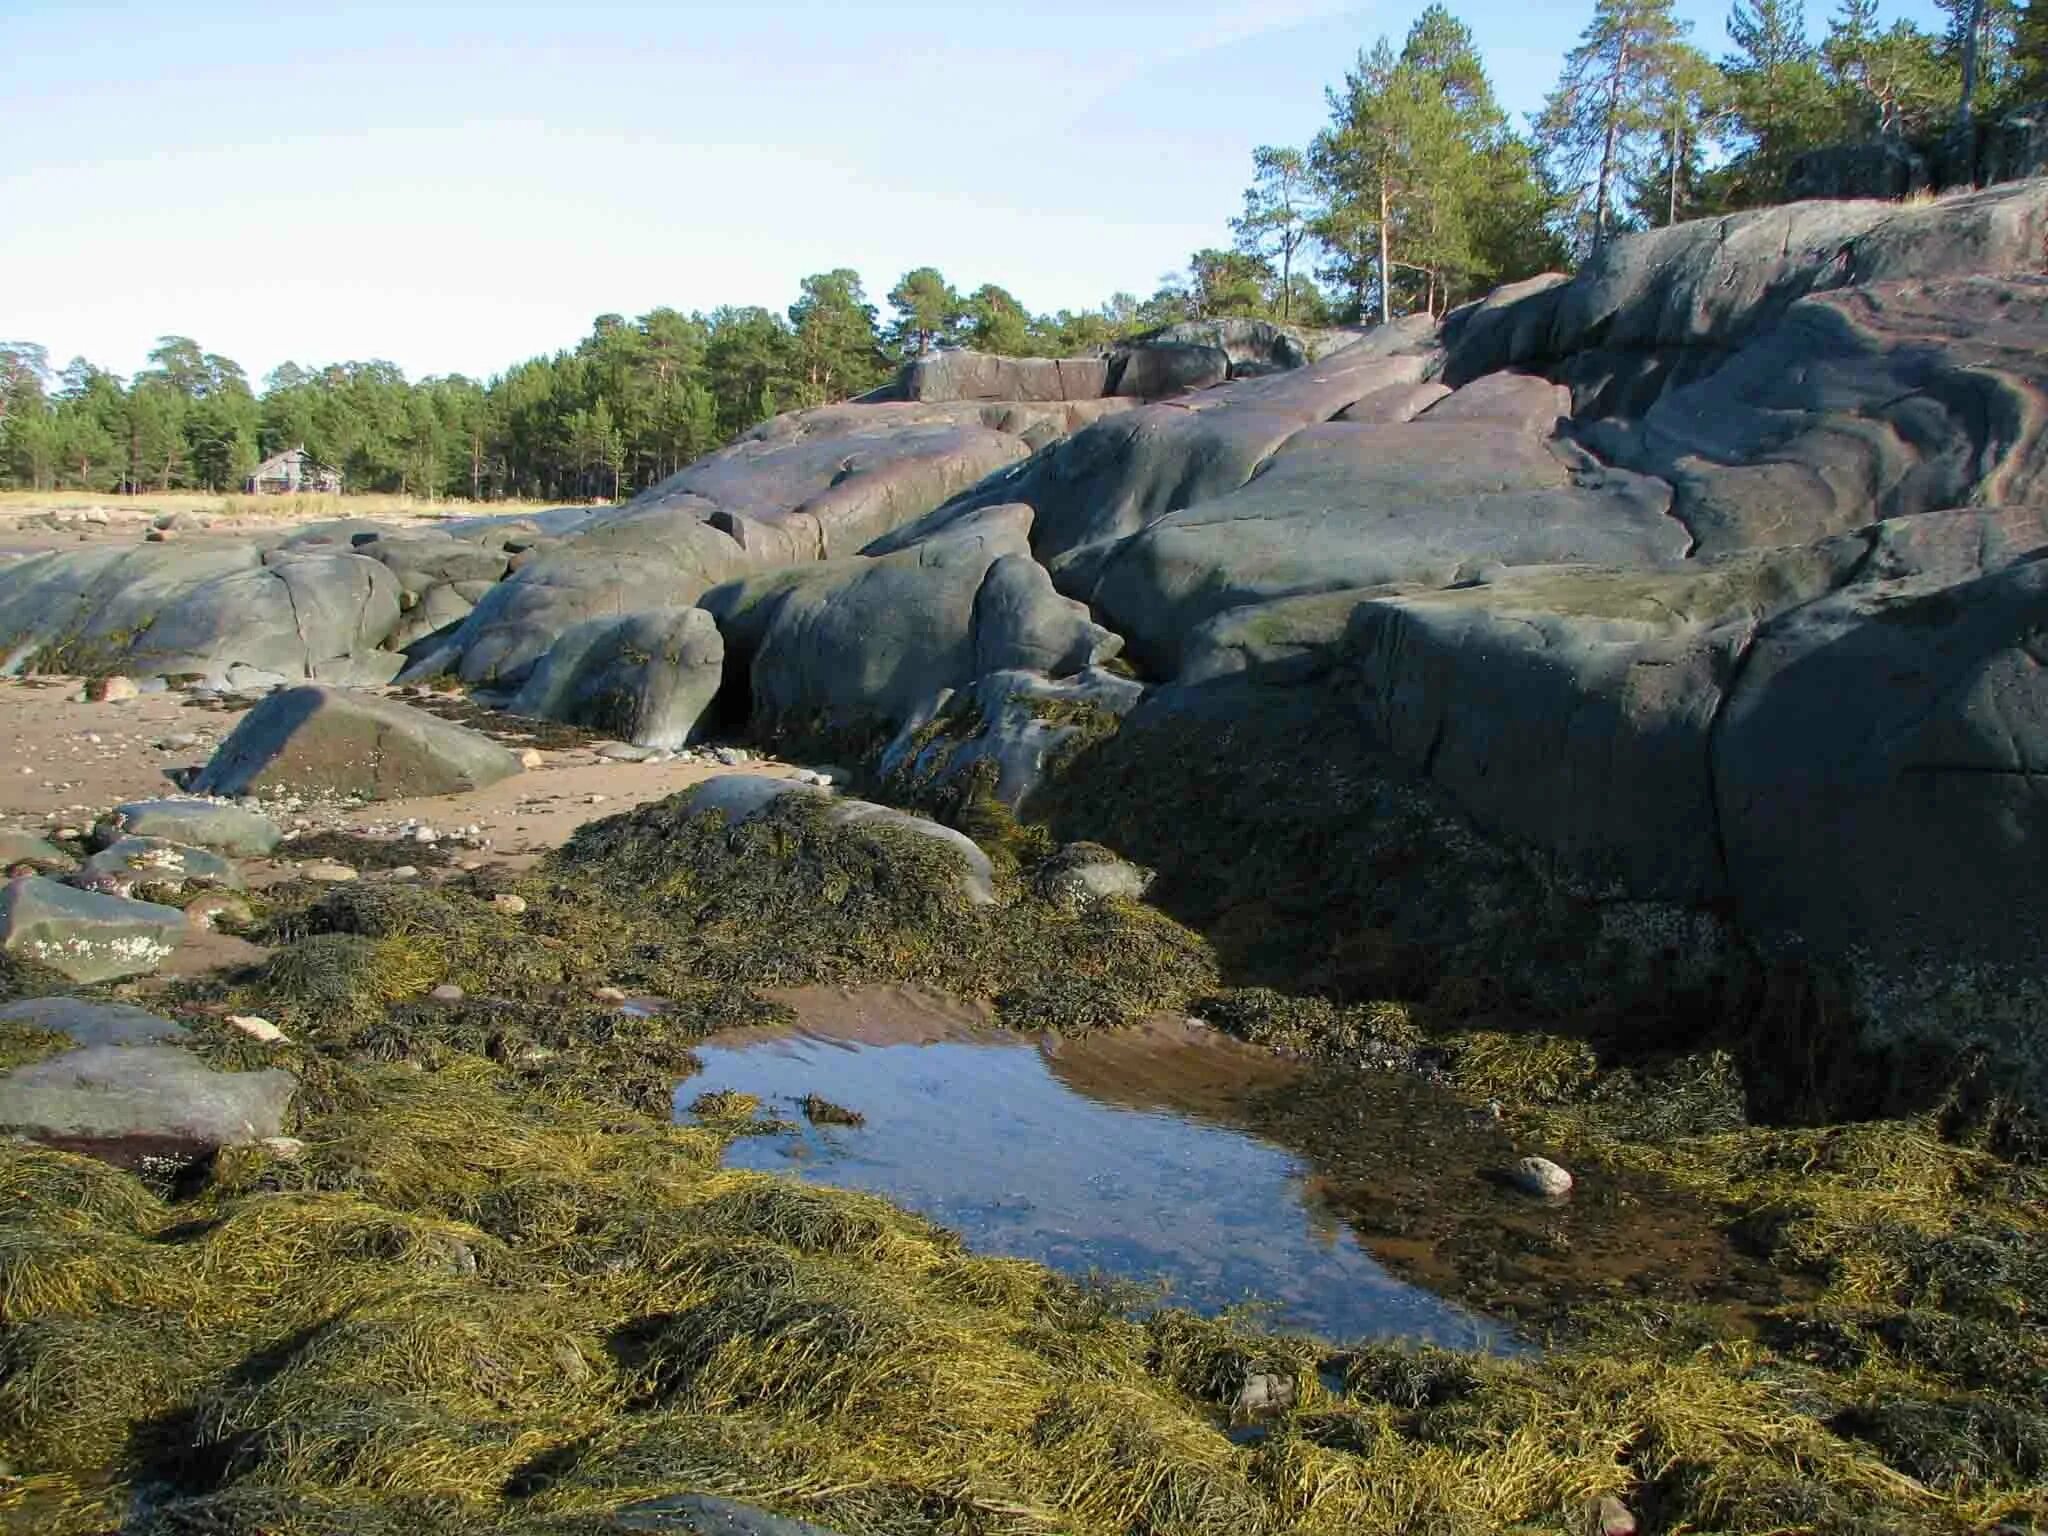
[491,893,527,915]
[1232,1372,1298,1420]
[226,1014,288,1044]
[593,985,628,1003]
[374,864,421,882]
[596,742,651,762]
[85,675,140,702]
[587,793,608,805]
[259,1136,308,1160]
[1585,1495,1636,1536]
[184,892,255,931]
[1508,1155,1574,1200]
[518,748,544,769]
[155,732,200,750]
[300,861,359,883]
[429,983,466,1003]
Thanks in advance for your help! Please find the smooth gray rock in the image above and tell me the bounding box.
[1090,386,1687,674]
[77,836,245,897]
[192,686,522,800]
[682,774,997,906]
[512,607,725,749]
[0,875,184,982]
[0,997,188,1047]
[0,1043,294,1160]
[868,320,1443,575]
[96,798,281,856]
[704,504,1108,732]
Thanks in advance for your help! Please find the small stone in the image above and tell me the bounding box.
[84,676,140,703]
[491,893,527,915]
[429,983,466,1002]
[300,861,358,883]
[183,892,255,931]
[260,1135,308,1159]
[518,747,544,769]
[144,528,171,542]
[226,1014,288,1044]
[411,826,439,843]
[1508,1155,1574,1199]
[1232,1371,1297,1420]
[586,793,608,805]
[375,864,421,881]
[1585,1494,1636,1536]
[155,732,200,751]
[593,985,628,1003]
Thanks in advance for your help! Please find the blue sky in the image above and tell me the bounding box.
[1,0,1944,385]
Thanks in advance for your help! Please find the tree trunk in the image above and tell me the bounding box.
[1377,174,1392,326]
[1959,0,1985,126]
[1594,39,1629,251]
[1281,240,1292,323]
[1668,113,1681,225]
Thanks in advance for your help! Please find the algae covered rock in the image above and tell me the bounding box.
[0,831,76,875]
[511,606,724,749]
[76,836,244,898]
[0,1043,294,1163]
[96,797,281,856]
[675,774,998,906]
[0,875,184,982]
[604,1493,852,1535]
[0,996,188,1047]
[192,685,523,800]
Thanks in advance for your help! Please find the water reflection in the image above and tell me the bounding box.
[679,997,1512,1350]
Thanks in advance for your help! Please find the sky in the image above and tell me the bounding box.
[0,0,1947,387]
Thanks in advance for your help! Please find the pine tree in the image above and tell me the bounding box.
[1720,0,1837,204]
[1535,0,1692,255]
[884,269,962,358]
[1230,146,1317,322]
[1822,0,1956,138]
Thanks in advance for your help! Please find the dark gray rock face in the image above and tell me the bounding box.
[682,773,997,906]
[0,1043,294,1162]
[0,876,184,982]
[1112,342,1231,398]
[97,799,280,857]
[511,607,725,749]
[193,686,522,800]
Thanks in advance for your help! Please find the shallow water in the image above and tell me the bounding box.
[679,990,1513,1349]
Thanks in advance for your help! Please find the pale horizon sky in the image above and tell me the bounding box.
[2,0,1944,388]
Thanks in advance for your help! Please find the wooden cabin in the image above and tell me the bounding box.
[246,446,342,495]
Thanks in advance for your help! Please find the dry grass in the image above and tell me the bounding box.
[0,490,582,522]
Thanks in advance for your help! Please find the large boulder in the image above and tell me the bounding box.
[95,799,281,857]
[682,774,997,906]
[192,686,522,800]
[0,1043,294,1163]
[701,505,1117,731]
[899,351,1110,403]
[0,876,184,982]
[1111,343,1230,398]
[511,607,725,749]
[0,543,401,682]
